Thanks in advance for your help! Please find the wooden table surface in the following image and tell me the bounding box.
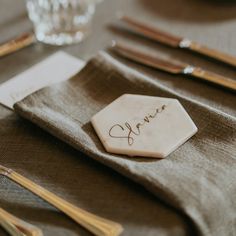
[0,0,235,235]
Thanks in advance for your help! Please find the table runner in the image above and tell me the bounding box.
[14,52,236,236]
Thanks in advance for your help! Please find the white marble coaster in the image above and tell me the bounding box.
[91,94,198,158]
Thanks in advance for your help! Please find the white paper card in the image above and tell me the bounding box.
[0,51,85,109]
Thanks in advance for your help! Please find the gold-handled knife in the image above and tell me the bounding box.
[112,41,236,91]
[0,33,36,58]
[120,16,236,68]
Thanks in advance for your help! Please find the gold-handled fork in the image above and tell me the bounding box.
[0,207,43,236]
[0,165,123,236]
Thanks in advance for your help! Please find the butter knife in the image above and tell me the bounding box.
[112,41,236,91]
[121,16,236,68]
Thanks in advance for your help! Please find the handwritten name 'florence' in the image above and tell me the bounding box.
[108,104,167,146]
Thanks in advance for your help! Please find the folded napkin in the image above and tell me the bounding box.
[14,52,236,236]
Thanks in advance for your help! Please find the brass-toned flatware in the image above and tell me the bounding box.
[0,207,43,236]
[121,16,236,68]
[0,165,123,236]
[0,213,25,236]
[0,33,35,58]
[112,41,236,91]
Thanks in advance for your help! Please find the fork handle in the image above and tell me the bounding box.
[0,213,25,236]
[7,171,123,236]
[0,33,35,58]
[190,67,236,91]
[0,208,43,236]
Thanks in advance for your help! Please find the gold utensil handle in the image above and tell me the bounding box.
[7,171,123,236]
[0,208,43,236]
[112,41,186,74]
[0,33,35,58]
[0,213,25,236]
[191,67,236,91]
[189,41,236,68]
[120,16,181,47]
[121,16,236,68]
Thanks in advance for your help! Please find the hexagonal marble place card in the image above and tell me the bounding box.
[91,94,198,158]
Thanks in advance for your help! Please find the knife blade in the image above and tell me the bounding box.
[111,41,236,91]
[121,16,236,68]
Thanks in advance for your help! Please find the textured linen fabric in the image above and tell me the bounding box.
[14,52,236,236]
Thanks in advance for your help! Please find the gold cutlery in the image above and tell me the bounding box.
[0,213,25,236]
[0,165,123,236]
[120,16,236,68]
[0,33,35,58]
[112,41,236,91]
[0,207,43,236]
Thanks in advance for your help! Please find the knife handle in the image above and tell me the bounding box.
[187,41,236,68]
[0,33,35,58]
[190,67,236,91]
[7,171,123,236]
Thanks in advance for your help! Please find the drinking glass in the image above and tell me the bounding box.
[26,0,99,45]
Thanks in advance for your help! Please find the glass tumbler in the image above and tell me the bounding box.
[26,0,98,45]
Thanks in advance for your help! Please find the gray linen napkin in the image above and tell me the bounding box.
[14,52,236,236]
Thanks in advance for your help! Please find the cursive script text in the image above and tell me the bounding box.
[109,105,166,146]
